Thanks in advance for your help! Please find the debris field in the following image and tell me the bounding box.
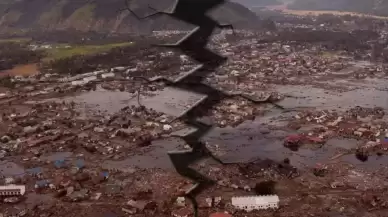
[1,13,388,217]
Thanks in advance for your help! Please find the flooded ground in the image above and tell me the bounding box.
[2,29,388,216]
[0,161,25,177]
[279,9,388,19]
[264,3,388,19]
[64,86,136,115]
[274,83,388,110]
[49,61,388,181]
[103,138,183,170]
[60,85,207,119]
[37,57,388,171]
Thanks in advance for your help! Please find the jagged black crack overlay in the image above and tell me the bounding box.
[122,1,279,216]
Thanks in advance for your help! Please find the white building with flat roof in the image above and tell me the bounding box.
[232,195,279,211]
[0,185,26,196]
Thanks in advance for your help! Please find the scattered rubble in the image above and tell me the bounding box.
[209,213,233,217]
[2,11,388,217]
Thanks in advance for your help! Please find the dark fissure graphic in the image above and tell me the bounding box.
[123,1,277,216]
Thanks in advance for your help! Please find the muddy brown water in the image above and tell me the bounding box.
[70,76,388,170]
[274,84,388,111]
[0,161,25,177]
[40,152,73,162]
[0,64,39,77]
[205,122,366,169]
[103,138,183,171]
[61,85,206,118]
[0,152,77,178]
[4,67,388,176]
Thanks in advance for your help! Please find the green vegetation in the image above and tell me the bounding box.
[0,42,44,71]
[319,51,341,58]
[0,37,31,44]
[43,42,134,61]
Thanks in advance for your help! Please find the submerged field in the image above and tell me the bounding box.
[263,3,388,19]
[282,9,388,19]
[2,12,388,216]
[0,37,134,75]
[42,41,134,61]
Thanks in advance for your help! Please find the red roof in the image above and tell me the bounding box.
[209,212,232,217]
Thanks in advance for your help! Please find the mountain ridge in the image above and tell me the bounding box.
[0,0,260,35]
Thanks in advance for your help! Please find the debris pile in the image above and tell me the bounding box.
[2,9,388,217]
